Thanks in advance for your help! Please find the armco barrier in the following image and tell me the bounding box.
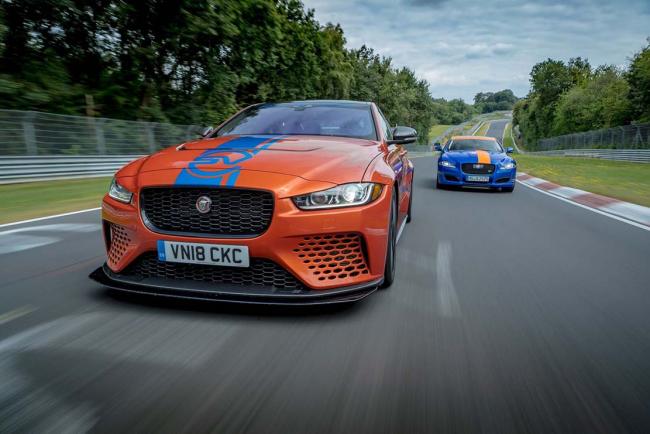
[0,155,142,184]
[525,149,650,163]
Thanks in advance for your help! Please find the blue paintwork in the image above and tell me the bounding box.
[157,240,166,261]
[175,135,285,187]
[436,149,516,189]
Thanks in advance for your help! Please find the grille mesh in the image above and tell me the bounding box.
[124,253,305,291]
[107,224,130,267]
[461,163,495,174]
[293,233,369,282]
[141,187,273,237]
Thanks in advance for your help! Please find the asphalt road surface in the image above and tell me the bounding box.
[486,118,508,141]
[1,121,650,433]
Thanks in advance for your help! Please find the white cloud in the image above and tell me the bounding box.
[302,0,650,101]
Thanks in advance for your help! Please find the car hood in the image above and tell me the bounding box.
[442,150,511,165]
[135,135,382,185]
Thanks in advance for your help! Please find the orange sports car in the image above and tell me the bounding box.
[90,100,416,304]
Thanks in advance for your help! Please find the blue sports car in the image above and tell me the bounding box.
[434,135,517,192]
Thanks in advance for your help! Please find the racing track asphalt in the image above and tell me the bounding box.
[1,120,650,433]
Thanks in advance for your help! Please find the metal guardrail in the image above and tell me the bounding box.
[525,148,650,163]
[537,123,650,151]
[0,109,201,155]
[0,155,142,183]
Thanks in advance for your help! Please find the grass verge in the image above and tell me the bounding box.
[475,121,491,136]
[514,155,650,207]
[0,177,111,224]
[503,123,514,149]
[428,124,451,142]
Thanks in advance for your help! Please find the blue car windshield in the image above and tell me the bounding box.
[448,139,503,152]
[216,102,377,140]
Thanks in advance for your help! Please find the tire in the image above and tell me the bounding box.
[406,177,413,223]
[381,189,398,289]
[503,185,515,193]
[436,177,445,190]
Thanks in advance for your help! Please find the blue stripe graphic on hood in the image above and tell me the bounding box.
[174,135,284,187]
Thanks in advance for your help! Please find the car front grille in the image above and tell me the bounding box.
[140,187,273,237]
[461,163,495,174]
[124,252,305,291]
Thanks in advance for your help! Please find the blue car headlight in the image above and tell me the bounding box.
[439,160,456,168]
[500,162,516,170]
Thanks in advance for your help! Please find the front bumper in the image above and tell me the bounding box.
[437,165,516,188]
[90,264,380,305]
[94,183,391,300]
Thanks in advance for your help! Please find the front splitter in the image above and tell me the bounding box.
[90,264,380,306]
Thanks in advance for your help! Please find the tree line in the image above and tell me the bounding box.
[514,39,650,149]
[0,0,484,144]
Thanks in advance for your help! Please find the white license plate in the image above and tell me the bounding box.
[157,241,249,267]
[466,175,490,182]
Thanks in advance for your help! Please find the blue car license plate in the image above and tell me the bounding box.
[466,175,490,182]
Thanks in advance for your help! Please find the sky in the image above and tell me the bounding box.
[302,0,650,102]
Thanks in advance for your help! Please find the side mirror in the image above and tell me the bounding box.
[434,142,443,152]
[200,126,215,139]
[506,147,514,154]
[388,126,417,145]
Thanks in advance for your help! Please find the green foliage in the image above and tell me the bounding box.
[0,0,445,144]
[627,40,650,122]
[473,89,518,113]
[553,66,631,135]
[431,98,475,125]
[514,45,649,150]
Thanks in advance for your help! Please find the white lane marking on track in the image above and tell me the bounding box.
[0,313,97,353]
[0,311,238,368]
[436,242,461,318]
[0,207,101,229]
[517,180,650,232]
[547,186,586,199]
[0,223,101,254]
[0,223,100,236]
[0,306,37,326]
[0,234,58,254]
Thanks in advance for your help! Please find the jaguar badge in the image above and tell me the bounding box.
[196,196,212,214]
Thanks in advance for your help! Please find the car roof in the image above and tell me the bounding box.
[263,100,372,107]
[451,135,497,141]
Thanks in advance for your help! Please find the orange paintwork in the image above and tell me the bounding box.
[476,150,491,164]
[100,102,413,291]
[451,135,497,141]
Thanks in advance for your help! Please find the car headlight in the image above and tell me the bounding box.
[293,183,383,210]
[438,160,456,168]
[108,178,134,204]
[500,162,516,170]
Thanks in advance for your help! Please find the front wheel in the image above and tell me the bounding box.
[406,176,413,223]
[381,189,397,289]
[503,185,515,193]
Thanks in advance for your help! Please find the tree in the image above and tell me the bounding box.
[0,0,441,144]
[553,66,631,135]
[473,89,518,113]
[627,40,650,122]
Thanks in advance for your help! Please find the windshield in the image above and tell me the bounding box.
[448,139,503,152]
[216,102,377,140]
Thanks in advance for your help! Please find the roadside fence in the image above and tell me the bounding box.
[0,109,201,156]
[537,123,650,151]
